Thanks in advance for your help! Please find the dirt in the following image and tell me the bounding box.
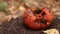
[0,16,59,34]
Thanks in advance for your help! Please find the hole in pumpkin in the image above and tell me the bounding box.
[41,12,46,16]
[41,19,47,24]
[33,9,42,14]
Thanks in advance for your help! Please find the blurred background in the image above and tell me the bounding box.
[0,0,60,22]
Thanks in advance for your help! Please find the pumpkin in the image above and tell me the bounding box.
[23,7,54,30]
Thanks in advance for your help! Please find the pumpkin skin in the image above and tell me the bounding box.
[23,8,54,30]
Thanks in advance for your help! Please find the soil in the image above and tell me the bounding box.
[0,16,60,34]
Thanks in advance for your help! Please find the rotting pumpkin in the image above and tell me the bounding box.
[23,7,54,30]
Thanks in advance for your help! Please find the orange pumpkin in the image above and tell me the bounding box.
[23,8,54,30]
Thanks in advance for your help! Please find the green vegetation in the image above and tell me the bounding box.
[20,0,24,3]
[0,2,8,12]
